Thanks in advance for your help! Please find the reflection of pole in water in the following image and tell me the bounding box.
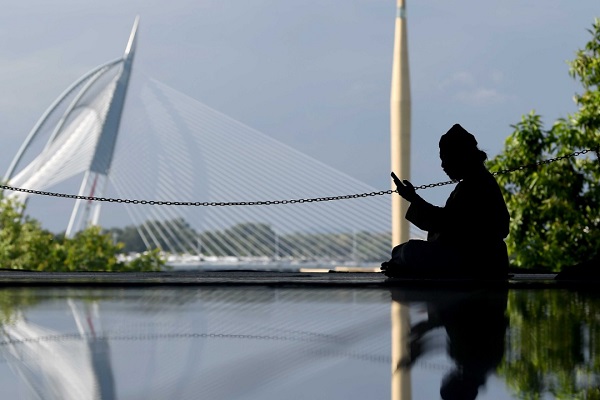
[391,302,412,400]
[391,0,411,246]
[69,300,116,400]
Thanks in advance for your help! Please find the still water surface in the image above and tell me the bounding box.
[0,286,596,399]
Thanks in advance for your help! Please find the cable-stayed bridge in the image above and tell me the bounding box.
[4,19,424,267]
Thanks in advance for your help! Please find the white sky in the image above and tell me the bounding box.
[0,0,598,229]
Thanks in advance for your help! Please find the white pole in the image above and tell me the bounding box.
[390,0,411,246]
[391,2,412,400]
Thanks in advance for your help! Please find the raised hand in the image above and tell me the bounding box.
[391,172,417,202]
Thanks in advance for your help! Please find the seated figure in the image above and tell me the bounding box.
[382,124,510,279]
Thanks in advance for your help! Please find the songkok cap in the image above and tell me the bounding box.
[439,124,478,150]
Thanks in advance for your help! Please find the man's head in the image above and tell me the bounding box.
[439,124,487,180]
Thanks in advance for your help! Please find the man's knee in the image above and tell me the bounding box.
[391,244,405,259]
[398,240,423,265]
[392,240,429,267]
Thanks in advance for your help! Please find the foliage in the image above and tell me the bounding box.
[0,195,58,270]
[0,191,165,272]
[62,226,125,271]
[0,289,44,325]
[62,226,166,272]
[104,224,148,253]
[488,18,600,270]
[121,248,166,272]
[105,218,198,253]
[499,290,600,399]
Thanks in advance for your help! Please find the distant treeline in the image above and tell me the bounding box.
[103,218,390,261]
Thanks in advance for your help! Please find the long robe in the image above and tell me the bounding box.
[391,167,509,278]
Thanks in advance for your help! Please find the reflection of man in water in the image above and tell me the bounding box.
[382,124,510,279]
[394,289,508,400]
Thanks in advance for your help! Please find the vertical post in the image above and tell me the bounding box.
[391,2,412,400]
[391,301,412,400]
[390,0,411,246]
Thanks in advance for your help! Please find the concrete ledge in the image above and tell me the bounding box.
[0,270,583,289]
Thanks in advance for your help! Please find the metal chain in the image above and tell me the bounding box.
[0,184,394,207]
[490,148,593,177]
[0,148,595,207]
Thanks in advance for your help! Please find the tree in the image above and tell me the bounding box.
[104,225,148,253]
[0,195,58,270]
[488,18,600,270]
[0,190,165,272]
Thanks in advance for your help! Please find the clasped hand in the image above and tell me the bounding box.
[391,173,417,202]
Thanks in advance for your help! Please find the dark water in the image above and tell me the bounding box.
[0,286,596,399]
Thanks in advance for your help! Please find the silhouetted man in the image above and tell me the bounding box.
[381,124,510,279]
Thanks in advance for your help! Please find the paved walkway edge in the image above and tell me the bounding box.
[0,270,591,289]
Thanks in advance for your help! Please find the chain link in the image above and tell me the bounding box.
[490,148,593,177]
[0,148,596,207]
